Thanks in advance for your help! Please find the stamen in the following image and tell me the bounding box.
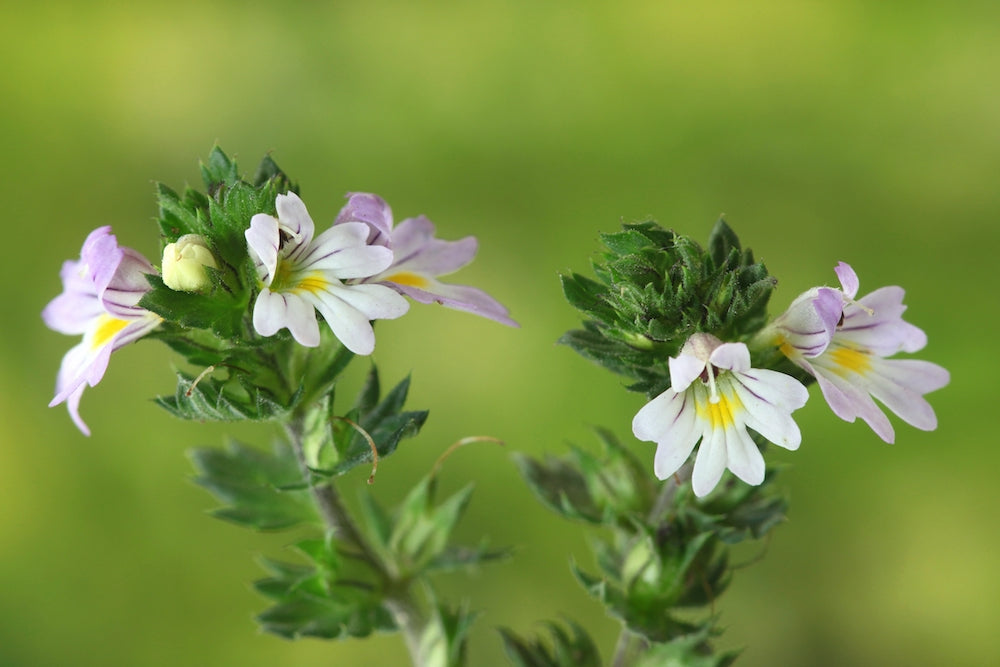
[331,416,379,484]
[705,364,721,404]
[842,294,874,321]
[278,223,303,244]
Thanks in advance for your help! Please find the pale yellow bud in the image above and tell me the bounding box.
[162,234,218,292]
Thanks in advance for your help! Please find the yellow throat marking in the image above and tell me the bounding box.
[293,271,330,295]
[828,345,872,376]
[696,387,742,430]
[386,271,430,288]
[92,314,130,349]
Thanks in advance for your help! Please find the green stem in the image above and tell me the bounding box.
[285,410,430,667]
[608,463,692,666]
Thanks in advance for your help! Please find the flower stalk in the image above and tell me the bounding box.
[285,404,434,666]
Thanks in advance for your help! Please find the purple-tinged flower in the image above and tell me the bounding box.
[632,333,808,497]
[335,192,518,327]
[767,262,950,443]
[245,192,409,355]
[42,227,162,435]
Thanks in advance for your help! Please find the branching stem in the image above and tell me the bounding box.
[285,410,430,667]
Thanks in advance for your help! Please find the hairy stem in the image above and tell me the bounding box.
[609,463,692,666]
[285,411,430,666]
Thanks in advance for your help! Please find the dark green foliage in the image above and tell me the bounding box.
[499,620,602,667]
[253,537,396,640]
[560,219,776,396]
[516,429,788,663]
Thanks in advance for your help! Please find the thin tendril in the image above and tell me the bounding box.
[430,436,505,479]
[331,416,379,484]
[185,365,216,396]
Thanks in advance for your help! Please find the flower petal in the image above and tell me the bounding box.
[709,342,751,373]
[691,425,728,497]
[731,371,806,450]
[252,289,321,346]
[334,192,393,247]
[387,279,519,327]
[771,287,843,358]
[632,389,700,479]
[42,260,104,335]
[724,424,766,486]
[840,286,928,355]
[246,213,280,284]
[807,359,896,443]
[387,216,478,276]
[862,358,949,431]
[667,353,705,392]
[318,282,410,321]
[102,247,156,316]
[305,290,379,355]
[276,192,316,251]
[299,222,394,278]
[835,261,859,298]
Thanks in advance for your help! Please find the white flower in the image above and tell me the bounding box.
[245,192,409,354]
[632,333,808,497]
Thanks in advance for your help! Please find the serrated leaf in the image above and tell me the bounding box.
[324,411,428,477]
[156,182,202,239]
[513,453,603,524]
[200,145,240,194]
[139,274,248,339]
[156,369,290,422]
[257,593,395,640]
[189,440,316,530]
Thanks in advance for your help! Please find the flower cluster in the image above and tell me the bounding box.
[630,261,949,497]
[245,192,517,355]
[43,155,516,434]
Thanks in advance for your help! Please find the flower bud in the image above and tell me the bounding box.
[162,234,218,292]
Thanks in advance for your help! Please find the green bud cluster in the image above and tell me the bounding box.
[560,219,776,396]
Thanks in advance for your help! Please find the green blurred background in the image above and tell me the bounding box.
[2,1,996,665]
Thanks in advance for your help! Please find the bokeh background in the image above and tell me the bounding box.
[2,1,996,665]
